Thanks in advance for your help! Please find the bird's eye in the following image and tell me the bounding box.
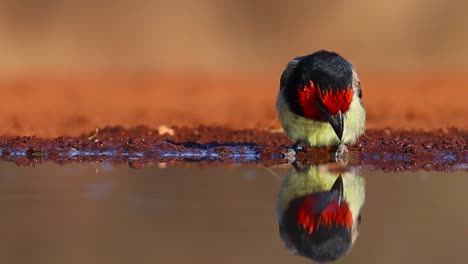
[357,89,362,99]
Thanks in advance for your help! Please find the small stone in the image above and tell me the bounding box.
[158,125,175,136]
[270,128,284,134]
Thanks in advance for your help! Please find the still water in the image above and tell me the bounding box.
[0,161,467,264]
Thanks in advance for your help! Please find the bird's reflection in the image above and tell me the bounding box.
[276,164,365,262]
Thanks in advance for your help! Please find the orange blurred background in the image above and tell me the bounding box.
[1,0,468,72]
[0,0,466,136]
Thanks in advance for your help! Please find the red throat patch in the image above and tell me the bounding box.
[297,81,354,119]
[297,196,353,234]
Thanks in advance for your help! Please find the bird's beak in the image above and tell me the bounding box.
[329,175,344,205]
[327,110,344,141]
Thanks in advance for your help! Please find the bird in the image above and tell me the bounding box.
[276,165,365,262]
[276,50,365,159]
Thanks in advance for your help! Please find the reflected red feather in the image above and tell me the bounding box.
[297,196,353,234]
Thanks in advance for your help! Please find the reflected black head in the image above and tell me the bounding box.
[284,50,353,117]
[281,194,352,262]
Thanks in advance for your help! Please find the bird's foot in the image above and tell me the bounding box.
[283,148,297,163]
[284,140,308,163]
[282,149,304,172]
[291,160,303,172]
[334,144,349,163]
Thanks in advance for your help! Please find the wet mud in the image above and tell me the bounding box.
[0,126,465,171]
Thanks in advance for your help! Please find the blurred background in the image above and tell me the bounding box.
[0,0,466,136]
[1,0,468,72]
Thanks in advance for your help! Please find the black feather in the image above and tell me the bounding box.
[280,195,352,262]
[282,50,353,117]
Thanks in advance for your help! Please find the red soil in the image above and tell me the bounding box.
[0,71,465,170]
[0,126,465,171]
[0,71,466,137]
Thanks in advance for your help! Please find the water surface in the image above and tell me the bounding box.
[0,162,466,264]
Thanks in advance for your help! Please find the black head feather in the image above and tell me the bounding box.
[282,50,354,117]
[280,194,352,262]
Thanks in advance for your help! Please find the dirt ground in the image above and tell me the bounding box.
[0,71,466,137]
[0,71,465,171]
[0,126,465,171]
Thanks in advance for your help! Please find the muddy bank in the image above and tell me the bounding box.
[0,126,465,171]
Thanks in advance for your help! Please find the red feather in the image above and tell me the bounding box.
[297,196,353,234]
[297,81,354,119]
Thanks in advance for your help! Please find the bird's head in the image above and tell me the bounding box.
[280,176,354,262]
[282,50,361,141]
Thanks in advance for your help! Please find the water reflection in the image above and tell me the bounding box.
[276,164,365,262]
